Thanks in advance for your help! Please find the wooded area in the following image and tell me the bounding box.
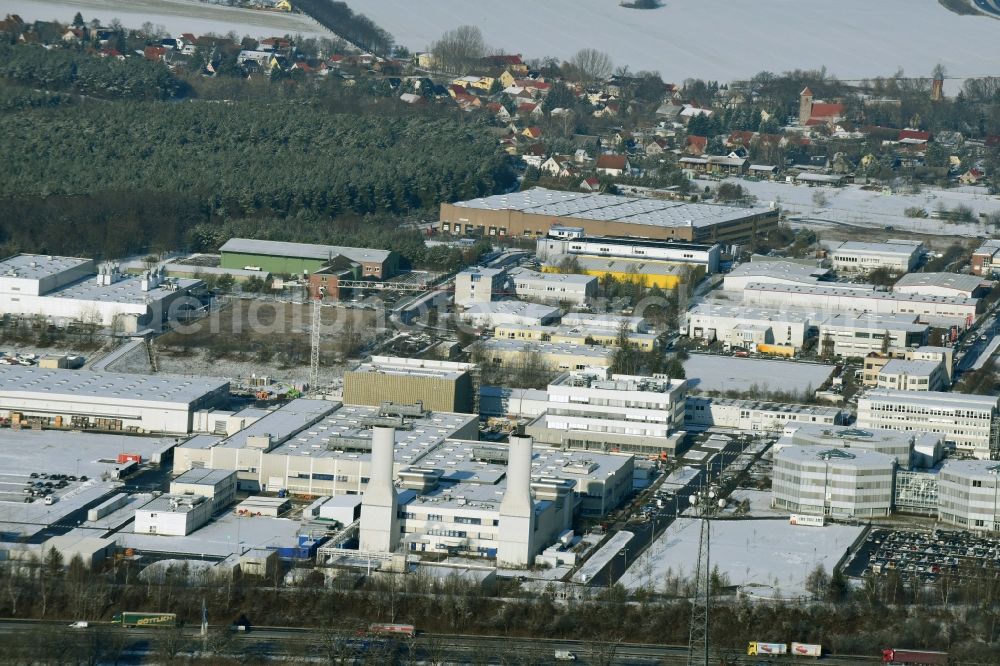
[0,44,514,267]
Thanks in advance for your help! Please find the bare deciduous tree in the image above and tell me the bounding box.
[431,25,487,74]
[570,48,613,84]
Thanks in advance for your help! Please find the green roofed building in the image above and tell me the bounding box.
[219,238,399,279]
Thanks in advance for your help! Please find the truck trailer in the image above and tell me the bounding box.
[748,642,788,656]
[882,648,948,665]
[791,642,823,657]
[367,623,416,638]
[112,612,178,628]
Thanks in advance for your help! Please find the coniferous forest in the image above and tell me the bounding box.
[0,43,514,268]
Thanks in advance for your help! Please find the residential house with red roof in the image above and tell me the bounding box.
[685,135,708,156]
[580,177,601,192]
[596,154,630,176]
[143,46,167,62]
[898,129,932,145]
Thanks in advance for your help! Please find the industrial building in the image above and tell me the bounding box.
[175,400,479,495]
[893,272,989,299]
[460,301,561,328]
[560,313,649,332]
[134,494,212,536]
[218,238,399,279]
[169,469,237,513]
[861,346,955,386]
[722,260,831,292]
[742,283,979,327]
[683,303,818,353]
[938,460,1000,531]
[772,446,896,518]
[439,187,780,243]
[874,358,949,392]
[830,239,923,275]
[454,267,507,305]
[817,313,928,358]
[857,390,1000,459]
[971,239,1000,277]
[0,254,203,333]
[545,255,691,290]
[470,339,614,371]
[493,323,658,351]
[535,234,722,273]
[343,356,476,413]
[359,431,633,565]
[508,267,597,306]
[525,372,687,458]
[777,422,944,469]
[0,365,229,434]
[685,396,846,431]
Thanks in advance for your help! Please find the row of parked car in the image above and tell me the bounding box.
[21,472,88,504]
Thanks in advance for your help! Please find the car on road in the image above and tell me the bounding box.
[69,621,89,629]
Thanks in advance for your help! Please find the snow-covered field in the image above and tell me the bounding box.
[0,0,333,39]
[703,177,1000,239]
[683,355,834,395]
[352,0,998,86]
[619,518,864,597]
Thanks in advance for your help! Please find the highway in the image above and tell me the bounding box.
[0,619,887,664]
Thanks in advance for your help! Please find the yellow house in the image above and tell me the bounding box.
[499,70,516,89]
[416,52,437,69]
[452,75,495,92]
[275,0,292,11]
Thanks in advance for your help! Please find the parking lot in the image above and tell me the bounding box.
[0,470,90,506]
[846,528,1000,585]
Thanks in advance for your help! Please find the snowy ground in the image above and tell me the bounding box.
[619,518,864,597]
[703,177,1000,240]
[352,0,998,87]
[683,354,834,395]
[0,0,334,40]
[727,489,788,519]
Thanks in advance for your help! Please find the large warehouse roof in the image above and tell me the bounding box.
[452,187,773,230]
[0,365,229,405]
[0,254,92,280]
[51,276,201,306]
[219,238,392,264]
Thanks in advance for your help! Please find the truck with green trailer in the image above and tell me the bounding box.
[111,612,178,628]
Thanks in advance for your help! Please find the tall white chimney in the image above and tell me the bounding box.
[359,426,400,553]
[498,435,535,567]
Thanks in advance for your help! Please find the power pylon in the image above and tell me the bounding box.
[687,487,724,666]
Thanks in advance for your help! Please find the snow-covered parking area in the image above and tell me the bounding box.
[619,518,865,598]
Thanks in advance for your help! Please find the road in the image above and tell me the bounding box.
[0,619,885,664]
[953,308,1000,377]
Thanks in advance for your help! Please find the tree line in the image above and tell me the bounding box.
[3,550,1000,664]
[293,0,394,55]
